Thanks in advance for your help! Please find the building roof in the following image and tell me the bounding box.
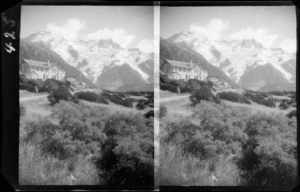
[22,59,65,72]
[165,59,192,69]
[22,59,52,69]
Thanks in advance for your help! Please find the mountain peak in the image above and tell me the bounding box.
[23,30,65,43]
[240,38,263,49]
[98,39,121,49]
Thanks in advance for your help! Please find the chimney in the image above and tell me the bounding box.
[189,60,193,67]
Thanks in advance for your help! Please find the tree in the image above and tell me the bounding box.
[189,85,215,105]
[47,85,78,105]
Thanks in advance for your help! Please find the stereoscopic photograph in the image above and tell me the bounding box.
[159,6,297,187]
[19,5,154,186]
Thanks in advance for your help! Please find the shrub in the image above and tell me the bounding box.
[244,92,275,108]
[238,114,297,187]
[96,113,154,186]
[167,84,178,93]
[159,83,178,93]
[143,110,154,119]
[136,101,146,110]
[20,105,26,117]
[23,102,108,160]
[20,83,37,93]
[160,84,169,91]
[75,91,108,105]
[189,85,215,105]
[19,74,28,84]
[186,79,202,93]
[217,92,251,105]
[44,79,60,92]
[102,91,133,108]
[27,79,38,86]
[286,110,296,118]
[47,86,77,106]
[207,80,214,88]
[160,105,167,118]
[160,75,171,85]
[279,101,289,110]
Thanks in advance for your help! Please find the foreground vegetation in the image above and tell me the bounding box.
[160,76,297,187]
[160,98,297,187]
[20,80,154,186]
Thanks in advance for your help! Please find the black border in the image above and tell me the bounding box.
[1,0,299,191]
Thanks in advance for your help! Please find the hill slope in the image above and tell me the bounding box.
[160,37,239,88]
[19,40,97,88]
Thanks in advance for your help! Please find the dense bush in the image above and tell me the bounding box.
[23,102,108,160]
[160,105,167,118]
[244,91,275,108]
[166,84,178,93]
[75,91,109,105]
[44,79,60,92]
[126,91,150,96]
[239,114,297,187]
[160,84,169,91]
[102,91,133,108]
[186,79,202,93]
[160,75,171,85]
[279,101,289,110]
[20,105,26,117]
[144,110,154,119]
[189,85,215,105]
[48,86,78,106]
[217,91,251,105]
[207,80,214,88]
[20,83,37,93]
[96,113,154,186]
[19,74,28,84]
[136,101,147,110]
[20,100,154,186]
[160,101,297,187]
[286,110,296,118]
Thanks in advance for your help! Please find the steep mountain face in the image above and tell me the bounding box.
[239,63,291,90]
[168,31,296,90]
[19,40,97,88]
[22,31,154,91]
[160,37,239,88]
[95,63,148,91]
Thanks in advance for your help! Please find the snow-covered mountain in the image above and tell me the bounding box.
[23,31,154,91]
[168,31,296,90]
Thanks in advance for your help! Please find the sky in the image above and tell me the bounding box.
[21,6,154,52]
[161,6,297,52]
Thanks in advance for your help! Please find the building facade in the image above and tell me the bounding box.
[20,59,66,81]
[160,59,208,81]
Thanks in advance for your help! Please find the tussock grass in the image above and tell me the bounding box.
[159,144,242,186]
[19,142,100,185]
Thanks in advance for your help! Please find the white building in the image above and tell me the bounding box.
[160,59,208,81]
[20,59,66,81]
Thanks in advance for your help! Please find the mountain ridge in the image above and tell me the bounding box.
[167,30,296,90]
[21,30,154,91]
